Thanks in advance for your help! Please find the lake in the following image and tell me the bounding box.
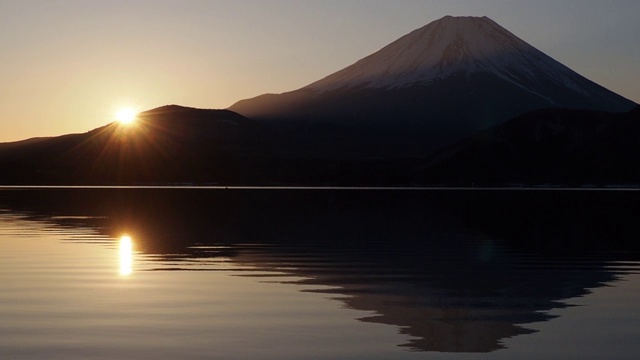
[1,188,639,359]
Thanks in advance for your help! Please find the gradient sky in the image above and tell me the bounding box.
[1,0,638,142]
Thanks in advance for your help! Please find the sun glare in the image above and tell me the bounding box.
[119,235,133,276]
[115,108,137,125]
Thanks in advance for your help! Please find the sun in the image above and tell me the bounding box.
[115,108,137,125]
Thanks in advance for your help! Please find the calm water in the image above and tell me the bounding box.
[1,188,639,359]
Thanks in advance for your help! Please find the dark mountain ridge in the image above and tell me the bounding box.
[419,106,640,186]
[2,104,640,186]
[0,106,261,184]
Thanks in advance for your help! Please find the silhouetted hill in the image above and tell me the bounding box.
[4,104,640,186]
[419,106,640,186]
[0,106,262,184]
[0,104,426,185]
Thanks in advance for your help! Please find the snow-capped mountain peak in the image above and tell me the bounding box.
[304,16,589,100]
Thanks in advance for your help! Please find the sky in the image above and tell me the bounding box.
[1,0,639,142]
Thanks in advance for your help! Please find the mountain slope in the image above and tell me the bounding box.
[306,16,616,97]
[0,106,259,184]
[229,16,635,157]
[0,105,424,185]
[418,106,640,186]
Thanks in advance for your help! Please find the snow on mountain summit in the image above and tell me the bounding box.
[305,16,592,100]
[229,15,635,133]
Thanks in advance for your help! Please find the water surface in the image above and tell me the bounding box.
[1,188,639,359]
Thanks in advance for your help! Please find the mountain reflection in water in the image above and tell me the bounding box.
[1,188,638,353]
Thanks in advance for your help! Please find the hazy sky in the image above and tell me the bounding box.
[1,0,638,142]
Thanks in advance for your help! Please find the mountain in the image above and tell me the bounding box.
[2,17,638,186]
[0,106,261,184]
[418,106,640,186]
[0,105,422,186]
[229,16,636,157]
[3,104,640,186]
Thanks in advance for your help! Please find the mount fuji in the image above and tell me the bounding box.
[229,16,635,157]
[1,17,638,186]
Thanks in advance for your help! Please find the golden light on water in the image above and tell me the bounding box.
[119,235,133,276]
[115,108,137,125]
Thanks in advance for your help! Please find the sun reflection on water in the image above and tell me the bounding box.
[119,235,133,276]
